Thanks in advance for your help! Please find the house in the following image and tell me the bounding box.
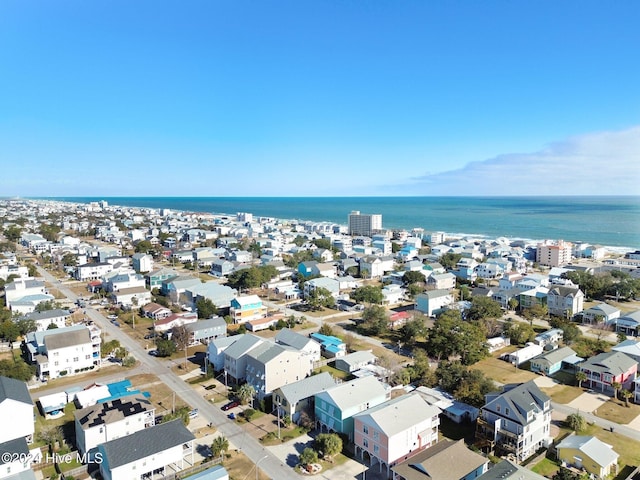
[534,328,563,348]
[0,376,34,444]
[504,343,544,366]
[556,435,619,479]
[161,275,201,303]
[207,335,243,372]
[183,466,229,480]
[612,339,640,364]
[141,302,172,321]
[25,324,101,380]
[275,328,322,363]
[186,282,237,313]
[210,259,235,277]
[185,317,227,345]
[303,277,340,300]
[245,343,314,400]
[426,273,456,291]
[246,314,282,332]
[310,332,347,358]
[273,372,337,425]
[97,419,195,480]
[391,439,489,480]
[614,310,640,337]
[223,334,265,383]
[229,295,267,324]
[335,351,377,374]
[131,253,153,273]
[75,262,114,282]
[581,303,621,325]
[415,290,454,317]
[0,438,36,480]
[388,311,411,330]
[381,284,405,305]
[112,286,152,308]
[153,311,198,333]
[578,351,638,394]
[74,395,155,455]
[530,347,582,376]
[145,267,178,289]
[315,376,390,441]
[476,380,552,462]
[353,394,441,478]
[104,272,146,293]
[487,336,510,353]
[20,309,70,332]
[546,286,584,318]
[4,278,52,312]
[359,256,385,279]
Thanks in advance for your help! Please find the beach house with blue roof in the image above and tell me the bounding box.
[310,332,346,358]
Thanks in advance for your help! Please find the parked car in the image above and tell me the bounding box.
[148,350,158,356]
[188,409,199,419]
[221,401,239,411]
[113,321,121,327]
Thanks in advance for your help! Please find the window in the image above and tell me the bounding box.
[373,445,379,454]
[373,431,379,441]
[363,439,368,448]
[496,405,501,413]
[363,425,369,434]
[505,408,510,416]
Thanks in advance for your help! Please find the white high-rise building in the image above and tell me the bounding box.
[348,211,382,237]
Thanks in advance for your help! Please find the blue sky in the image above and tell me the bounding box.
[1,1,639,197]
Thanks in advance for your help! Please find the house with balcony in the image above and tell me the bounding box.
[415,290,454,317]
[353,394,441,478]
[141,302,172,321]
[303,277,340,300]
[556,435,619,479]
[185,317,227,345]
[4,278,52,313]
[145,267,178,289]
[97,419,195,480]
[578,351,637,395]
[426,273,456,291]
[210,259,235,277]
[614,310,640,337]
[392,439,489,480]
[230,295,267,324]
[359,256,385,279]
[518,286,548,311]
[244,343,314,401]
[275,328,322,363]
[476,381,552,462]
[74,394,155,456]
[581,303,620,325]
[223,334,265,383]
[547,285,584,318]
[612,339,640,364]
[273,372,337,425]
[75,262,114,282]
[315,376,390,441]
[25,324,101,380]
[20,309,70,332]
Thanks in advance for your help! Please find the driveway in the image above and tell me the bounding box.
[567,391,611,413]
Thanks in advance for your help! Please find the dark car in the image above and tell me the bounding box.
[221,401,239,411]
[144,333,156,340]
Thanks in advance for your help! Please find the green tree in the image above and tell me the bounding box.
[436,360,468,393]
[38,425,63,449]
[621,389,633,407]
[454,369,496,407]
[4,225,23,242]
[318,323,334,336]
[359,305,388,335]
[307,287,335,311]
[552,466,581,480]
[402,271,426,285]
[521,304,548,325]
[0,358,35,381]
[611,381,622,400]
[407,283,424,299]
[312,238,332,250]
[426,310,489,364]
[171,324,190,351]
[61,253,77,267]
[135,240,153,253]
[439,253,462,270]
[508,298,519,311]
[210,435,230,459]
[15,318,37,336]
[299,447,318,468]
[351,285,384,305]
[162,406,190,426]
[399,317,427,346]
[504,321,535,345]
[314,433,343,462]
[575,370,587,388]
[0,320,21,342]
[465,296,503,322]
[237,383,256,406]
[101,339,121,357]
[156,338,177,357]
[565,413,586,433]
[195,298,217,319]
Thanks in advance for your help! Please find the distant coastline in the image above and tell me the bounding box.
[30,196,640,251]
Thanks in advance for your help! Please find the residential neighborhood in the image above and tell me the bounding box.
[1,198,640,480]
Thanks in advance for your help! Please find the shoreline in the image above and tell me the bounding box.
[16,198,637,256]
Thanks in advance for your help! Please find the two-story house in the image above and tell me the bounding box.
[273,372,337,425]
[353,394,440,478]
[415,290,454,317]
[578,351,637,394]
[315,376,390,441]
[74,395,155,456]
[20,309,70,332]
[275,329,322,363]
[0,377,35,480]
[476,381,552,462]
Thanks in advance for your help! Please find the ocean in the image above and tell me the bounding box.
[42,196,640,250]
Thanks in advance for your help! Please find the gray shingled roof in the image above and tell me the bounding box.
[0,437,29,466]
[477,459,546,479]
[99,419,194,468]
[74,395,152,427]
[22,309,70,321]
[275,328,314,351]
[484,381,550,426]
[44,328,91,350]
[580,351,638,375]
[276,372,336,406]
[0,376,33,406]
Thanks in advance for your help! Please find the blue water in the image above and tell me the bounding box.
[41,196,640,249]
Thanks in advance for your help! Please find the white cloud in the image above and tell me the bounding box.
[397,126,640,195]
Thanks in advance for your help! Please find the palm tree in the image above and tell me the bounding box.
[211,435,229,459]
[575,371,587,389]
[611,381,622,401]
[621,389,633,407]
[237,383,256,406]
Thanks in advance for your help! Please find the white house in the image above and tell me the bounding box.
[74,395,155,455]
[75,262,113,281]
[415,290,454,317]
[0,376,34,445]
[132,253,154,273]
[4,278,51,311]
[275,328,322,363]
[97,419,195,480]
[504,342,544,366]
[21,309,70,332]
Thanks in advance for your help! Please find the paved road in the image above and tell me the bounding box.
[37,266,304,480]
[551,401,640,441]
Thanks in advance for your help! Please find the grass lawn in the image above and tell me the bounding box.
[315,364,352,380]
[220,450,270,480]
[260,425,309,445]
[472,357,538,384]
[594,399,640,425]
[33,402,77,449]
[539,385,583,404]
[531,457,560,477]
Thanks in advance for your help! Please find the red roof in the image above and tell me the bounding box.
[88,280,103,287]
[389,311,411,321]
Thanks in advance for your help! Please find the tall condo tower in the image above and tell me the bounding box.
[348,210,383,237]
